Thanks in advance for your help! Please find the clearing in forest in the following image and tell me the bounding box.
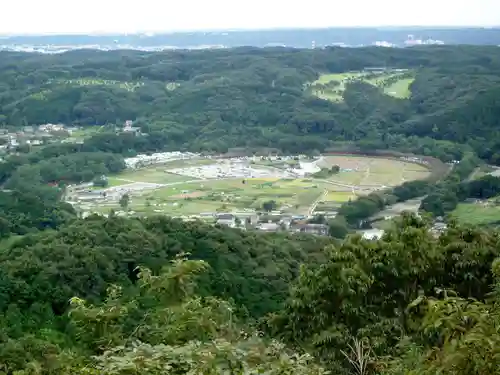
[54,78,144,91]
[309,69,414,102]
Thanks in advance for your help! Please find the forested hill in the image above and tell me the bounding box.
[4,45,500,374]
[3,213,500,373]
[2,45,500,161]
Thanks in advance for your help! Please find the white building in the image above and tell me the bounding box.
[362,229,385,240]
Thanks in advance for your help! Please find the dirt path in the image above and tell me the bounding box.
[308,190,328,216]
[113,178,137,183]
[466,167,481,182]
[399,162,408,183]
[359,159,373,185]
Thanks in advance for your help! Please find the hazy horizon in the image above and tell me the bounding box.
[1,25,500,37]
[2,0,500,35]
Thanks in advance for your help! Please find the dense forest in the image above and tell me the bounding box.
[2,45,500,373]
[1,45,500,162]
[2,213,500,374]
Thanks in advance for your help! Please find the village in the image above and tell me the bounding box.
[65,151,334,236]
[64,147,438,240]
[0,123,75,152]
[0,120,442,240]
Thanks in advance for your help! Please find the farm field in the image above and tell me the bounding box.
[309,70,414,102]
[451,203,500,226]
[141,178,326,216]
[72,153,435,218]
[87,178,327,216]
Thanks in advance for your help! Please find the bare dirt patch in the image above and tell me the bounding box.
[171,191,206,199]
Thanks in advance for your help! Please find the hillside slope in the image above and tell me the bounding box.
[1,46,500,160]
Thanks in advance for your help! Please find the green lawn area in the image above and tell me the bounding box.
[106,178,327,216]
[78,175,369,217]
[383,77,414,99]
[310,70,414,103]
[309,72,367,102]
[451,203,500,226]
[323,191,356,202]
[371,219,396,230]
[70,126,104,140]
[110,168,198,184]
[106,177,135,187]
[81,165,428,217]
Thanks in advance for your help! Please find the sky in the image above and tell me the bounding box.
[2,0,500,35]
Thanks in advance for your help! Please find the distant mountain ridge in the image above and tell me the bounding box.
[1,27,500,52]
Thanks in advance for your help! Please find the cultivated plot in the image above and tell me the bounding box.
[72,154,433,218]
[96,178,326,216]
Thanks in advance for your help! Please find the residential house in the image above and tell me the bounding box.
[280,217,292,229]
[216,213,236,228]
[122,120,141,135]
[257,222,280,232]
[290,223,328,236]
[39,123,64,132]
[362,229,385,240]
[431,222,448,237]
[233,211,258,226]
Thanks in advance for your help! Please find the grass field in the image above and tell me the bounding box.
[77,154,433,217]
[324,191,356,201]
[88,177,347,216]
[106,160,215,186]
[310,72,366,101]
[309,70,414,102]
[70,126,105,140]
[451,203,500,226]
[384,78,414,98]
[94,178,326,216]
[318,155,430,187]
[109,168,198,185]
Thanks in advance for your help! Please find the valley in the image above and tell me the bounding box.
[66,152,432,228]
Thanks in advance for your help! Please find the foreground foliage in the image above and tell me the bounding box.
[2,214,500,373]
[1,255,328,374]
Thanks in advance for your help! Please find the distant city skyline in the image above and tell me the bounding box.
[2,0,500,35]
